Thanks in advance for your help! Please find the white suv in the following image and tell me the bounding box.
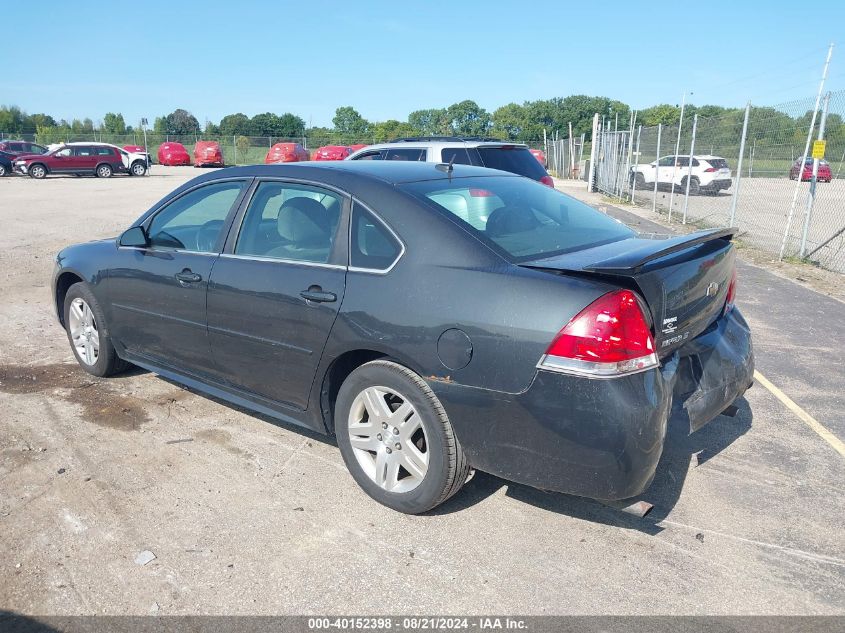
[347,137,554,186]
[631,154,732,195]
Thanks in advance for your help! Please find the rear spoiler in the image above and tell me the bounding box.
[583,228,737,274]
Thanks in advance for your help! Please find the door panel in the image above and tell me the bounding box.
[207,259,345,408]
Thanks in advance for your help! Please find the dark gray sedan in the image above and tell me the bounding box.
[52,161,754,513]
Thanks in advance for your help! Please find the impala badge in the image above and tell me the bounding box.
[706,282,720,297]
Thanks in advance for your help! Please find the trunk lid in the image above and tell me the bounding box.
[522,229,736,357]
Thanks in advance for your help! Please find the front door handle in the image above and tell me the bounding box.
[175,269,202,285]
[300,287,337,303]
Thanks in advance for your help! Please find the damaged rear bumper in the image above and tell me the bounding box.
[431,307,754,501]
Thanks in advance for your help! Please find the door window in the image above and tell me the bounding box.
[235,181,343,263]
[73,146,94,157]
[384,148,427,161]
[441,147,473,165]
[353,150,384,160]
[95,146,114,156]
[147,181,247,253]
[658,156,675,167]
[55,148,72,157]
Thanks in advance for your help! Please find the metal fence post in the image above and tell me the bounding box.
[681,114,698,224]
[799,91,831,257]
[588,113,599,192]
[668,91,689,220]
[729,102,751,227]
[652,124,662,214]
[630,124,642,201]
[780,42,834,260]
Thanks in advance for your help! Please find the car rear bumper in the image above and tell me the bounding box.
[430,307,754,500]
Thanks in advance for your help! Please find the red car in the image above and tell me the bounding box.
[313,145,353,161]
[194,141,224,167]
[790,158,832,182]
[157,142,191,166]
[264,142,309,164]
[529,148,546,166]
[0,139,48,156]
[15,143,127,179]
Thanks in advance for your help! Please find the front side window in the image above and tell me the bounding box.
[350,204,401,270]
[401,176,634,262]
[352,150,384,161]
[55,148,72,157]
[658,156,675,167]
[235,181,343,263]
[147,181,246,253]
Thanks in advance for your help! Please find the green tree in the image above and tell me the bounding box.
[103,112,126,134]
[28,113,56,129]
[0,105,26,134]
[204,120,220,135]
[219,112,250,137]
[248,112,306,137]
[153,116,168,135]
[491,103,527,140]
[639,104,683,127]
[235,135,251,163]
[165,109,200,134]
[332,106,369,138]
[371,120,417,142]
[408,108,448,135]
[445,100,490,136]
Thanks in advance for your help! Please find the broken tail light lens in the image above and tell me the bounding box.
[538,289,658,377]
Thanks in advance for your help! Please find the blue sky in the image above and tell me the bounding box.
[3,1,843,127]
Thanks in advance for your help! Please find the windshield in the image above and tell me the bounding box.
[400,176,635,261]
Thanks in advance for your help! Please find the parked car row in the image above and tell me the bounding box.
[8,142,149,179]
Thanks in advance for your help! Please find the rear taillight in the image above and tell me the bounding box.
[538,289,658,377]
[724,268,737,314]
[539,175,554,188]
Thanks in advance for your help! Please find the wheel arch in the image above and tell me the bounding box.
[29,162,49,174]
[95,161,113,174]
[318,347,432,435]
[55,270,85,326]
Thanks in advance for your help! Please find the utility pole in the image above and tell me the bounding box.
[799,91,831,257]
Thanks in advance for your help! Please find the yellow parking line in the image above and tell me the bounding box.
[754,370,845,459]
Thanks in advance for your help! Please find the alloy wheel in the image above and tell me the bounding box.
[347,386,429,493]
[68,298,99,366]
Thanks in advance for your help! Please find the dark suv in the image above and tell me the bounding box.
[15,143,128,179]
[347,137,555,187]
[0,140,48,156]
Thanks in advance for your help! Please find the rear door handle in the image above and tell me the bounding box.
[175,270,202,284]
[300,288,337,303]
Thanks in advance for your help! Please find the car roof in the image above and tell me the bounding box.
[354,139,529,152]
[184,160,518,187]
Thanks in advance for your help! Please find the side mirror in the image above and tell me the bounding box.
[119,226,149,247]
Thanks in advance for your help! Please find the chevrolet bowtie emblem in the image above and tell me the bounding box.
[706,282,720,297]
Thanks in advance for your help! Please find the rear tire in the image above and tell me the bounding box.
[63,282,129,377]
[0,164,6,177]
[684,176,701,195]
[335,360,470,514]
[96,163,113,178]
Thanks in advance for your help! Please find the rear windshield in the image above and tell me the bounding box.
[705,158,729,169]
[400,176,634,262]
[476,146,548,179]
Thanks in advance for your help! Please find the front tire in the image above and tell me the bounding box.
[130,161,147,176]
[0,164,6,177]
[335,360,470,514]
[29,163,47,179]
[684,176,701,195]
[64,283,129,377]
[96,163,113,178]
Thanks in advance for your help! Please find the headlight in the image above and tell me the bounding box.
[15,160,26,165]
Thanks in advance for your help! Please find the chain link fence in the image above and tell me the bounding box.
[594,90,845,273]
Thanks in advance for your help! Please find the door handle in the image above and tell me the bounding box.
[175,270,202,284]
[300,288,337,303]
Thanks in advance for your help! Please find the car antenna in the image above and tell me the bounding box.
[435,155,456,180]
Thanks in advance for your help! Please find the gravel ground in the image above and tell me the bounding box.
[0,167,843,615]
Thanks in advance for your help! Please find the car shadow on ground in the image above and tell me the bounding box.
[433,398,753,533]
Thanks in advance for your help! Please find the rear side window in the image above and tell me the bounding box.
[350,204,402,270]
[706,158,729,169]
[441,147,473,165]
[74,147,94,156]
[96,147,114,156]
[384,148,427,161]
[476,147,547,179]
